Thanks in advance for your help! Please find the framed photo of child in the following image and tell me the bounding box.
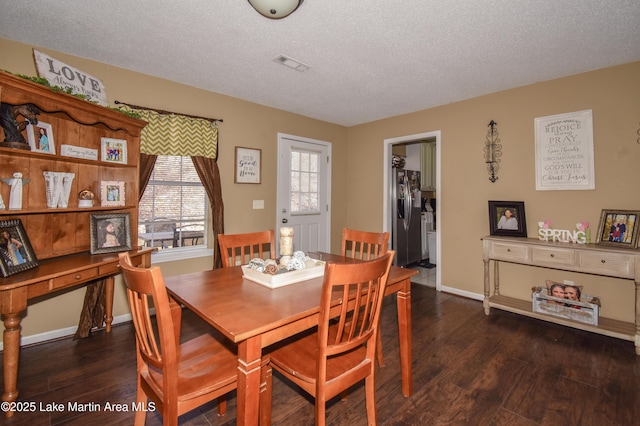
[90,213,132,254]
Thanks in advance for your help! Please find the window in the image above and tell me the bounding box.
[138,155,207,251]
[290,148,319,214]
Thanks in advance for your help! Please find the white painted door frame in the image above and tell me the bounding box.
[276,133,332,255]
[383,131,442,290]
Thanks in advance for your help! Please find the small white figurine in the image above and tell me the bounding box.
[1,172,29,210]
[0,193,5,210]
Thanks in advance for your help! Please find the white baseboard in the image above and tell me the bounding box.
[439,285,483,302]
[0,313,133,351]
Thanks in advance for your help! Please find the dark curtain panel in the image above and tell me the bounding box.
[139,153,157,200]
[192,156,225,269]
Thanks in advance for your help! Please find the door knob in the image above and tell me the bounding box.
[282,218,288,223]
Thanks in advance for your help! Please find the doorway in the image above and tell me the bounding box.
[383,131,441,290]
[276,133,331,255]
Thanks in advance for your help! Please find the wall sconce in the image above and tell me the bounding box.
[248,0,303,19]
[484,120,501,183]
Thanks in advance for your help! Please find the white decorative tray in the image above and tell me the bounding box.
[241,260,326,289]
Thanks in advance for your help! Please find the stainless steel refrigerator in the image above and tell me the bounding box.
[392,168,422,267]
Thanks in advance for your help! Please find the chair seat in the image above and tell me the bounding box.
[269,327,370,385]
[146,333,238,401]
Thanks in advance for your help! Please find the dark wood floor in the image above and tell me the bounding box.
[2,283,639,425]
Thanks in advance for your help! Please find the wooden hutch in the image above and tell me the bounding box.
[0,71,153,413]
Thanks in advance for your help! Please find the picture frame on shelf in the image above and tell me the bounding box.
[100,137,127,164]
[595,209,640,248]
[26,121,55,154]
[488,200,528,237]
[90,213,132,254]
[234,146,261,184]
[100,181,125,207]
[0,219,39,277]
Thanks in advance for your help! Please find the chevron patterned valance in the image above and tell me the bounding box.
[118,105,218,159]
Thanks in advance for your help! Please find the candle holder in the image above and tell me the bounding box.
[279,226,294,267]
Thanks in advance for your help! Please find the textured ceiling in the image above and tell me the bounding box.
[1,0,639,126]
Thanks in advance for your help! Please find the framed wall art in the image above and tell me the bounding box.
[235,146,261,184]
[100,181,125,207]
[0,219,39,277]
[101,137,127,164]
[26,121,55,154]
[90,213,132,254]
[534,109,594,191]
[595,209,640,248]
[488,200,528,237]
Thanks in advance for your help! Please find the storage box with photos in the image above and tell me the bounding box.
[532,286,601,326]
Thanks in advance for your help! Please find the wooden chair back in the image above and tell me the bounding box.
[118,252,239,425]
[341,227,389,260]
[266,251,395,425]
[218,229,275,267]
[318,251,394,373]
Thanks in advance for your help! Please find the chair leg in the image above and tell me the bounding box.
[375,326,385,367]
[365,374,378,426]
[217,396,227,416]
[259,360,273,426]
[134,383,148,426]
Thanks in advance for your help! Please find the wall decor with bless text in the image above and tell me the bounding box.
[535,109,594,191]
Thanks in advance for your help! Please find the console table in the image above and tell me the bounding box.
[482,236,640,355]
[0,248,153,415]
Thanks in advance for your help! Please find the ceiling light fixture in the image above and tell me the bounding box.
[248,0,303,19]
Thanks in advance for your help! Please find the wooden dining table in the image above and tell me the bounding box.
[163,252,417,426]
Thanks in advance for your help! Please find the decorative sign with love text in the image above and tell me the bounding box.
[33,49,107,106]
[534,110,594,191]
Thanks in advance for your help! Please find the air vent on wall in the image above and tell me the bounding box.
[272,54,310,72]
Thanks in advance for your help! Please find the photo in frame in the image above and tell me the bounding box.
[90,213,132,254]
[100,137,127,164]
[488,201,528,237]
[26,121,55,154]
[235,146,261,184]
[100,181,125,207]
[0,219,39,277]
[595,209,640,248]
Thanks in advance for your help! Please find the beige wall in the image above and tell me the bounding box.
[1,36,639,339]
[0,38,348,338]
[348,61,640,322]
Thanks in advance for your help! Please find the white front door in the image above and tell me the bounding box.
[276,133,331,255]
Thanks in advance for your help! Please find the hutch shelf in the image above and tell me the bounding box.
[0,71,152,415]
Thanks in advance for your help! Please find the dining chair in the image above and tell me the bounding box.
[118,252,253,426]
[341,227,390,367]
[218,229,276,267]
[263,251,395,426]
[341,227,390,261]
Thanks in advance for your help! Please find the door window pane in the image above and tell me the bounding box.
[290,148,320,214]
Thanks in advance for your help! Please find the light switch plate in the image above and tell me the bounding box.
[253,199,264,209]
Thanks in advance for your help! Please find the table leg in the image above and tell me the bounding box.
[396,278,412,397]
[2,312,22,417]
[237,336,263,426]
[104,276,114,333]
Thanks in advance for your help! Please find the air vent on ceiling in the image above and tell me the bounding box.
[272,54,310,72]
